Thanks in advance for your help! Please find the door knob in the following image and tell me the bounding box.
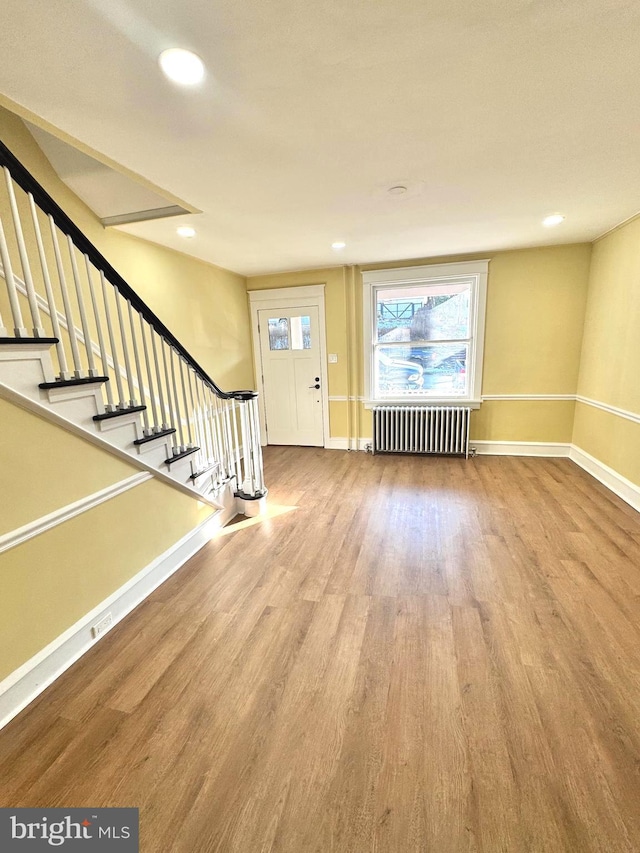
[309,383,320,389]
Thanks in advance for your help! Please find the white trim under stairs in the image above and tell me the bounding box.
[0,472,152,555]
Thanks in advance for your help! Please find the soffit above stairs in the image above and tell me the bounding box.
[25,122,191,227]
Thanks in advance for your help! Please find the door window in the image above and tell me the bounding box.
[268,317,290,350]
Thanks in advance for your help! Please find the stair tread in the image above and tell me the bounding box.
[0,336,59,345]
[40,376,109,389]
[189,461,221,481]
[165,447,200,465]
[133,427,177,446]
[93,405,146,421]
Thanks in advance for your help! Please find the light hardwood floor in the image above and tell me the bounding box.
[2,448,640,852]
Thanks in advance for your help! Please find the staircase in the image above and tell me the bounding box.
[0,140,266,520]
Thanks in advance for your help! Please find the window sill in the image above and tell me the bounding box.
[364,398,482,410]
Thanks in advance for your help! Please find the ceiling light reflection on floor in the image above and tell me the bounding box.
[214,504,298,538]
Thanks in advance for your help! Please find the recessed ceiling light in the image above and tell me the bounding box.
[331,241,346,250]
[388,185,408,195]
[542,213,565,227]
[177,225,196,238]
[159,49,205,86]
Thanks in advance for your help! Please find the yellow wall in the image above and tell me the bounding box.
[248,244,592,444]
[479,246,591,396]
[472,400,576,443]
[0,397,137,535]
[573,216,640,486]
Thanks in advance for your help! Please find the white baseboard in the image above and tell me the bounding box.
[470,441,639,513]
[472,440,571,457]
[569,445,640,513]
[0,497,236,731]
[325,438,572,456]
[324,437,371,451]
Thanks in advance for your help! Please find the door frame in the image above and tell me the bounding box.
[248,284,330,447]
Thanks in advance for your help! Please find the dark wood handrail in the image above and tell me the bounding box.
[0,138,256,401]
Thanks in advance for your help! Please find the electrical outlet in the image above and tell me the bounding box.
[328,353,338,363]
[91,612,113,638]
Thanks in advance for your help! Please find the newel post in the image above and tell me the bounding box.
[231,390,267,516]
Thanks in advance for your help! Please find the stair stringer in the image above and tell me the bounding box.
[0,343,238,518]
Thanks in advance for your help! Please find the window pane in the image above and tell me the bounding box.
[376,343,469,396]
[376,283,470,342]
[291,315,311,350]
[268,317,289,350]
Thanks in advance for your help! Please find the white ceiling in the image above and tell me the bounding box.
[2,0,639,276]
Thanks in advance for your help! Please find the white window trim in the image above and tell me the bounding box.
[362,260,489,408]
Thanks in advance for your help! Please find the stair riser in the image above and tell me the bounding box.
[133,442,177,471]
[41,386,104,428]
[0,347,54,395]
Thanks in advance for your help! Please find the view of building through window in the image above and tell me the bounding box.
[374,282,471,396]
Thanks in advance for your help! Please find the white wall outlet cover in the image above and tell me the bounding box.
[91,612,114,638]
[328,353,338,363]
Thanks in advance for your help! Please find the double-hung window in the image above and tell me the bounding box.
[363,261,488,407]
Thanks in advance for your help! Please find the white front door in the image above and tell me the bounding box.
[258,306,324,446]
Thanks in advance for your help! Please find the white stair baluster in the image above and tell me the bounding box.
[114,291,136,406]
[99,272,123,410]
[231,399,242,486]
[168,345,186,452]
[208,389,226,480]
[139,315,159,432]
[191,373,205,463]
[161,339,179,450]
[49,219,83,375]
[197,379,215,475]
[28,195,69,377]
[0,215,27,337]
[127,300,148,432]
[222,397,236,481]
[150,327,169,429]
[204,382,218,471]
[84,257,113,408]
[195,377,214,470]
[186,366,204,467]
[3,168,44,336]
[213,394,227,479]
[250,396,265,494]
[66,236,98,377]
[177,356,194,447]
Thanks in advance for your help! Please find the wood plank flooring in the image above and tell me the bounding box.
[2,448,640,852]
